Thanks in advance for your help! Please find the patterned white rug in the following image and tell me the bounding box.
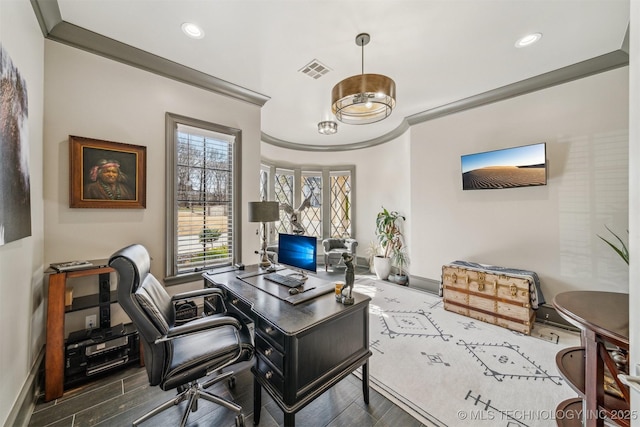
[353,277,581,427]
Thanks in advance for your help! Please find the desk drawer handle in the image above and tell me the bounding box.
[265,371,273,380]
[232,298,239,305]
[264,326,273,334]
[264,348,273,356]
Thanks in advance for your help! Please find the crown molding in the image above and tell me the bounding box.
[272,47,628,152]
[30,0,269,107]
[406,49,629,127]
[261,120,411,152]
[30,0,628,152]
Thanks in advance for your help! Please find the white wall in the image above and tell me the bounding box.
[410,67,629,301]
[43,41,262,329]
[266,68,629,304]
[0,1,45,424]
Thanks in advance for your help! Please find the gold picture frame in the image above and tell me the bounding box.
[69,135,146,209]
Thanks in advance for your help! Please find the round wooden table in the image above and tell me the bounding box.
[553,291,629,427]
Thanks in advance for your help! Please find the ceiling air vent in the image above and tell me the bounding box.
[299,59,331,79]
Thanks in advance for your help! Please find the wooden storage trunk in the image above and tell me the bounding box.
[441,263,536,334]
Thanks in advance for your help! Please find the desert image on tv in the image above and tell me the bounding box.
[461,144,546,190]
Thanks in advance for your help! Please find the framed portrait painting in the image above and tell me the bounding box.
[69,136,147,208]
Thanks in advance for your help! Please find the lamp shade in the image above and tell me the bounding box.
[248,201,279,223]
[331,73,396,124]
[330,33,396,125]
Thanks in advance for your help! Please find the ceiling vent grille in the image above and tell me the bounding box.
[299,59,331,79]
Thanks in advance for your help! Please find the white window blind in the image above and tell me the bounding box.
[165,113,241,283]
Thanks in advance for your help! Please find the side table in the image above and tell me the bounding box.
[45,261,116,401]
[553,291,629,427]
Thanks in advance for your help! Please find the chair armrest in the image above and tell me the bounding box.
[322,240,331,252]
[171,287,223,302]
[345,239,358,252]
[160,315,243,342]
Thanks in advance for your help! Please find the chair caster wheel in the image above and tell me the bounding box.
[235,414,245,427]
[228,376,236,389]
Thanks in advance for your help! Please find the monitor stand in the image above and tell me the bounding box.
[286,269,309,282]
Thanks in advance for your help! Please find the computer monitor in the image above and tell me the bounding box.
[277,233,317,279]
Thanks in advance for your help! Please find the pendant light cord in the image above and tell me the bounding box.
[361,36,365,75]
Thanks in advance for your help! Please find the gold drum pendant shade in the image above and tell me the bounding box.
[331,73,396,124]
[331,33,396,125]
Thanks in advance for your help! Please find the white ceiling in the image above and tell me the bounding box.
[54,0,629,148]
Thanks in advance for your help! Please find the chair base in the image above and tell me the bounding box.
[133,371,243,427]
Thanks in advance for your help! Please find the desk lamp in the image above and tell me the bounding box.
[248,201,280,269]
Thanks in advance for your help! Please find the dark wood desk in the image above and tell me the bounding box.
[553,291,629,427]
[203,267,371,426]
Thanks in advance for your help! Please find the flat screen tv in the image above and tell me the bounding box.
[461,142,547,190]
[277,233,317,278]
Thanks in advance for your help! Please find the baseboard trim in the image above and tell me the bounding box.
[407,275,441,295]
[534,304,579,331]
[5,346,44,427]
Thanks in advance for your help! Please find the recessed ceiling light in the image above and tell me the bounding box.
[181,22,204,39]
[515,32,542,48]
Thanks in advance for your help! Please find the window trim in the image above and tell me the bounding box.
[165,112,242,285]
[260,160,355,239]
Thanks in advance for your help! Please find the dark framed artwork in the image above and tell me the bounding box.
[0,44,32,246]
[69,136,146,208]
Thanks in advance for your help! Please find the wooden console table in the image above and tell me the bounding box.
[553,291,629,427]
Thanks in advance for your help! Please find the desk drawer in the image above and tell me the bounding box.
[255,334,284,372]
[256,354,284,396]
[224,293,251,318]
[255,317,285,350]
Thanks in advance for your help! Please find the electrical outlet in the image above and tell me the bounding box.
[85,314,97,329]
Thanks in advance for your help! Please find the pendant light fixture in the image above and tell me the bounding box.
[331,33,396,125]
[317,120,338,135]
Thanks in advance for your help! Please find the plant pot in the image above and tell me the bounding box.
[373,256,392,280]
[389,274,409,286]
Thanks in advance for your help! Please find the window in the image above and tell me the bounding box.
[274,168,294,235]
[166,113,241,284]
[260,163,355,240]
[329,171,352,237]
[300,172,322,238]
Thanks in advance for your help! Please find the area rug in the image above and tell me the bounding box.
[352,277,581,427]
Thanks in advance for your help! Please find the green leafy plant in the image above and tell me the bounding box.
[598,225,629,265]
[365,240,380,270]
[199,228,221,246]
[392,246,410,276]
[375,207,405,259]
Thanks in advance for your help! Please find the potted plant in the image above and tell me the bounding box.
[389,246,410,285]
[365,240,380,273]
[598,225,629,265]
[374,207,405,280]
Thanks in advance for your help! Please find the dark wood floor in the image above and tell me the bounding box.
[30,266,427,426]
[28,360,424,427]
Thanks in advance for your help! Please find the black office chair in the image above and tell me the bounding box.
[109,244,253,427]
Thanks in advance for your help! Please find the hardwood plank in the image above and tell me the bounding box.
[30,362,420,427]
[30,382,123,426]
[326,402,378,427]
[376,404,425,427]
